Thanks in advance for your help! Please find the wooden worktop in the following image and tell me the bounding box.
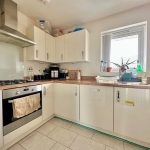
[0,79,150,90]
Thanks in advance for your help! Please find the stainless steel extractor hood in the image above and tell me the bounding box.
[0,0,35,47]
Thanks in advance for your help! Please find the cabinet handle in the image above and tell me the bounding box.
[97,89,100,92]
[117,91,120,102]
[43,87,46,95]
[81,51,84,59]
[36,49,38,58]
[75,87,78,96]
[47,53,49,60]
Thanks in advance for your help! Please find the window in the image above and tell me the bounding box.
[101,22,147,72]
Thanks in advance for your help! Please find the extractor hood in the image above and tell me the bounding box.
[0,0,35,47]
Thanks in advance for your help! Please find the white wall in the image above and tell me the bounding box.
[61,4,150,76]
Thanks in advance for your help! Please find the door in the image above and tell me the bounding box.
[34,26,46,61]
[42,84,54,120]
[114,87,150,143]
[65,30,89,62]
[55,36,65,63]
[45,33,55,62]
[54,83,79,121]
[80,85,113,131]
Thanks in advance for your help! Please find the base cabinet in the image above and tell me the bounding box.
[54,83,79,122]
[42,84,54,120]
[114,87,150,144]
[80,85,114,132]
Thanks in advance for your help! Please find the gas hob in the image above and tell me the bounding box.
[0,80,33,86]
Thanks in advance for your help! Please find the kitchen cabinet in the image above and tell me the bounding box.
[42,84,54,120]
[26,26,46,61]
[54,83,79,121]
[114,87,150,143]
[45,33,55,62]
[64,29,89,62]
[0,91,3,148]
[55,35,65,63]
[80,85,114,131]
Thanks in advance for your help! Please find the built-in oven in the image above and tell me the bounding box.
[2,85,42,136]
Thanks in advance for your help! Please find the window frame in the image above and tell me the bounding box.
[100,21,147,75]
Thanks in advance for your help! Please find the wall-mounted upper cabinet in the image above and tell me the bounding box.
[55,35,65,63]
[64,29,89,62]
[26,26,46,61]
[26,27,89,63]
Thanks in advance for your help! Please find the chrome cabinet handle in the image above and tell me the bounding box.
[47,53,49,60]
[81,51,84,59]
[36,49,38,58]
[97,89,100,92]
[75,87,78,96]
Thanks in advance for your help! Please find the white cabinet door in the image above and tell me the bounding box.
[0,91,3,148]
[34,26,46,61]
[42,84,54,120]
[26,26,46,61]
[65,29,89,62]
[80,85,113,132]
[114,87,150,143]
[45,33,55,62]
[54,83,79,121]
[55,36,65,63]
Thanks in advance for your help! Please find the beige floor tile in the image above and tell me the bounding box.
[69,124,95,138]
[124,142,146,150]
[20,131,56,150]
[70,135,105,150]
[37,121,56,135]
[50,118,72,129]
[8,144,25,150]
[92,133,124,150]
[48,127,77,147]
[105,146,116,150]
[51,143,68,150]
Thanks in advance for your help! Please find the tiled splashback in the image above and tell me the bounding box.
[24,60,50,77]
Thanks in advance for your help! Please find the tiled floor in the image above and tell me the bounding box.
[8,118,147,150]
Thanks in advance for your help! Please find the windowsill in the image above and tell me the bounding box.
[99,72,119,77]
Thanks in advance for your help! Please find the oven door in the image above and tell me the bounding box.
[3,91,42,135]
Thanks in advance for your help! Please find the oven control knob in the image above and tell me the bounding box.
[16,91,21,95]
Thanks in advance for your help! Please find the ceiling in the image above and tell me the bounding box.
[13,0,150,29]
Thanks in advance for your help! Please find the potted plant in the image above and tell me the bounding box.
[111,58,137,77]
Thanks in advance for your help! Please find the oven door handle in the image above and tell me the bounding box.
[8,100,14,103]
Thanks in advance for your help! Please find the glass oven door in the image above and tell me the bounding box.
[3,91,42,135]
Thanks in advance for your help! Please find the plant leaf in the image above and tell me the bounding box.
[126,60,137,65]
[121,58,124,66]
[126,58,130,65]
[111,62,121,67]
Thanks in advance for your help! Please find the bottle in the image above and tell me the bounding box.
[77,70,81,80]
[136,61,144,73]
[28,67,34,81]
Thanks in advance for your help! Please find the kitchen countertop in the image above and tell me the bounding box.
[0,79,150,90]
